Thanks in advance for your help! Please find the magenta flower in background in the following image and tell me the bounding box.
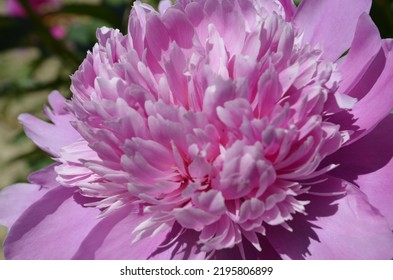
[5,0,61,17]
[1,0,393,259]
[5,0,65,39]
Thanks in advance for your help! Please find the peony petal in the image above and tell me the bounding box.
[338,13,382,96]
[158,0,172,14]
[46,91,68,115]
[72,206,166,259]
[356,158,393,229]
[72,207,205,259]
[162,7,195,49]
[305,185,393,259]
[328,115,393,228]
[212,236,281,260]
[267,180,393,259]
[0,184,48,228]
[138,223,206,260]
[349,49,393,141]
[4,187,100,259]
[278,0,295,21]
[28,163,59,188]
[145,13,170,61]
[18,91,80,157]
[294,0,371,61]
[174,207,221,231]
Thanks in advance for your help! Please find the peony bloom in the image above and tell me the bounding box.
[1,0,393,259]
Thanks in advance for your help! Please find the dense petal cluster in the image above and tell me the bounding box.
[1,0,393,259]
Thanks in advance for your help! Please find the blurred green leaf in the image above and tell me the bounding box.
[104,0,131,7]
[0,77,69,98]
[0,17,34,51]
[67,19,108,53]
[52,4,122,28]
[8,146,54,170]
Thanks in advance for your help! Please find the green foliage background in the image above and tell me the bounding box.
[0,0,392,259]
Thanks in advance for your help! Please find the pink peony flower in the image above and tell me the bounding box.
[1,0,393,259]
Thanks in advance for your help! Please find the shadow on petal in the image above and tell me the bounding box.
[212,235,282,260]
[268,178,393,259]
[5,187,72,244]
[327,114,393,182]
[5,187,99,260]
[149,223,205,259]
[266,177,346,259]
[72,205,132,260]
[72,206,173,260]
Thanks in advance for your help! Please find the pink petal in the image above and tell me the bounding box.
[145,13,170,61]
[4,187,100,259]
[146,223,206,260]
[350,48,393,141]
[0,184,47,228]
[267,179,393,259]
[28,163,59,188]
[162,7,195,49]
[306,185,393,259]
[202,78,237,119]
[294,0,371,60]
[72,206,205,259]
[212,236,281,260]
[47,91,68,114]
[192,190,226,216]
[71,206,166,259]
[339,13,382,96]
[328,115,393,228]
[278,0,296,21]
[174,207,221,231]
[158,0,172,14]
[18,91,80,157]
[356,158,393,229]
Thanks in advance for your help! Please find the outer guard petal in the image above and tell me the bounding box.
[267,179,393,259]
[72,206,170,259]
[0,184,47,228]
[328,115,393,228]
[356,158,393,229]
[294,0,371,61]
[212,236,281,260]
[4,187,100,259]
[349,49,393,141]
[339,13,382,97]
[72,208,205,260]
